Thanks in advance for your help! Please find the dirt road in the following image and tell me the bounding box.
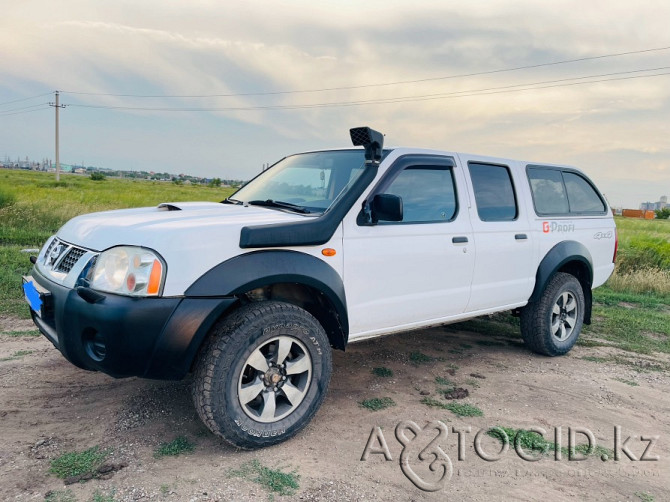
[1,314,668,501]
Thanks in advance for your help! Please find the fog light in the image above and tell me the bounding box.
[83,329,106,362]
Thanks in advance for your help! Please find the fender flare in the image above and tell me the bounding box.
[186,249,349,342]
[529,241,594,323]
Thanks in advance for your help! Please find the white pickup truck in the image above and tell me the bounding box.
[23,126,617,448]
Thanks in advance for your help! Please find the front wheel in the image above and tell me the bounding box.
[520,272,585,356]
[192,301,332,449]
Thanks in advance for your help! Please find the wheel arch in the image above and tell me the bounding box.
[530,241,594,324]
[185,250,349,350]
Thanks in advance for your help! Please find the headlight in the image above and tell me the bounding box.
[90,246,165,296]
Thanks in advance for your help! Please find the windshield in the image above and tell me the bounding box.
[230,150,368,214]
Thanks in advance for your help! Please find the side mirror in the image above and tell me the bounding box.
[372,194,403,223]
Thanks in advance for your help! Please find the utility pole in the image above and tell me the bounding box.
[49,91,66,181]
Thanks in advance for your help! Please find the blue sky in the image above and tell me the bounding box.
[1,0,669,208]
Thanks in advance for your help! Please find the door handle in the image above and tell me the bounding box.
[515,234,528,240]
[452,236,469,244]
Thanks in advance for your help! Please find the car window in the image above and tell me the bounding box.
[563,172,606,213]
[382,165,457,223]
[527,168,570,215]
[468,163,518,221]
[232,150,373,213]
[527,167,605,215]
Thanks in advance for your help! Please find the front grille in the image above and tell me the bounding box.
[56,247,87,273]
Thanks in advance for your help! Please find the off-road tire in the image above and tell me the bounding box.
[192,301,332,449]
[520,272,585,356]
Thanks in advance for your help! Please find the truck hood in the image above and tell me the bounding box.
[56,202,310,296]
[58,201,305,251]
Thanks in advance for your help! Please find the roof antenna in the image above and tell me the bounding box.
[349,126,384,164]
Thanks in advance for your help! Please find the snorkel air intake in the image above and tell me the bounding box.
[349,126,384,164]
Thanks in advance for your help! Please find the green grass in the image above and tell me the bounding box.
[614,217,670,272]
[608,217,670,296]
[583,288,670,354]
[44,490,77,502]
[579,354,668,372]
[465,378,481,389]
[0,170,234,317]
[613,377,639,386]
[153,436,195,458]
[0,246,35,318]
[359,397,396,411]
[229,460,300,497]
[435,376,455,388]
[0,170,234,246]
[49,446,111,479]
[580,356,609,363]
[0,329,40,337]
[421,397,484,417]
[0,188,17,209]
[635,492,655,502]
[90,490,117,502]
[409,351,434,365]
[371,366,394,377]
[487,426,613,459]
[487,427,552,455]
[0,349,33,361]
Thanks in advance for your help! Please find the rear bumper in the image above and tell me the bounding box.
[27,268,236,379]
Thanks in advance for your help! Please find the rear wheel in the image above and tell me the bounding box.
[192,301,332,449]
[520,272,585,356]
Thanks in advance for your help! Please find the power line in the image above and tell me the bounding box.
[322,66,670,106]
[0,105,51,117]
[63,68,670,113]
[367,71,670,106]
[60,45,670,98]
[0,103,50,114]
[0,92,53,108]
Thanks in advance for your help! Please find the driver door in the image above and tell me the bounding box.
[342,155,475,339]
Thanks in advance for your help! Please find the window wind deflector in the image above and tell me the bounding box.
[247,199,311,214]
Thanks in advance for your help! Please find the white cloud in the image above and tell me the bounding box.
[1,0,669,207]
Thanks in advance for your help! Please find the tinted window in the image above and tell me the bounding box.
[563,172,606,213]
[527,168,569,214]
[383,166,457,223]
[468,163,518,221]
[527,168,605,215]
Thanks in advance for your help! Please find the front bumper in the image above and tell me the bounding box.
[26,267,236,379]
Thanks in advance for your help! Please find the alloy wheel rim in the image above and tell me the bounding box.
[551,291,578,342]
[237,335,312,423]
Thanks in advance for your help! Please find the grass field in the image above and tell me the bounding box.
[1,169,668,354]
[0,169,234,316]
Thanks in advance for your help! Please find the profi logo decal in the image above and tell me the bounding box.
[543,221,575,234]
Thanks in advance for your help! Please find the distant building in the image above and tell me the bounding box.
[640,196,668,211]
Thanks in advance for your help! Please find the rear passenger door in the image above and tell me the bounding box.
[461,157,535,311]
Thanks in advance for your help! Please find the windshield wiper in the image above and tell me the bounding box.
[247,199,310,214]
[222,198,243,205]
